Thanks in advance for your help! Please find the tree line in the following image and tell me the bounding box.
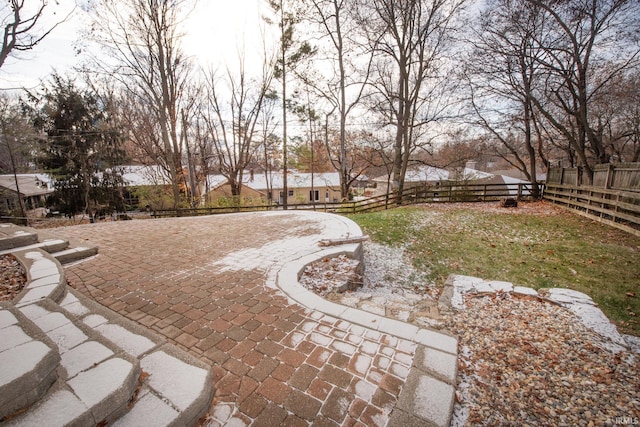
[1,0,638,218]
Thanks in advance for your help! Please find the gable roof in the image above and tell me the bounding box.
[372,165,450,183]
[372,166,495,183]
[208,171,341,192]
[120,165,172,186]
[0,174,54,197]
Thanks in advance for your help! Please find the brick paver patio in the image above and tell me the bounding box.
[61,212,430,426]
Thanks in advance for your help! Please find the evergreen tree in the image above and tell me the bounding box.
[26,75,127,219]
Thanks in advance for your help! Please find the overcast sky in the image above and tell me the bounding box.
[0,0,272,91]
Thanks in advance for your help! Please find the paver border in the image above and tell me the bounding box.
[274,216,458,355]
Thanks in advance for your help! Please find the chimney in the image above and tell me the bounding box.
[466,160,478,170]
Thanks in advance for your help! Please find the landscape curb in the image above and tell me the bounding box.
[274,215,459,427]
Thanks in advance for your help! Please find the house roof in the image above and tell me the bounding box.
[120,165,172,186]
[491,168,547,182]
[405,166,451,182]
[372,166,495,183]
[372,166,450,183]
[207,171,342,192]
[0,174,54,197]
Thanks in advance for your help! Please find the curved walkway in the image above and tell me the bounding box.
[62,211,457,426]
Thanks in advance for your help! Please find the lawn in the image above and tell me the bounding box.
[350,201,640,336]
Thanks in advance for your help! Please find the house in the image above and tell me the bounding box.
[370,165,534,198]
[0,174,54,217]
[117,165,174,209]
[490,168,547,183]
[370,165,453,196]
[206,171,343,205]
[120,165,172,187]
[463,171,534,197]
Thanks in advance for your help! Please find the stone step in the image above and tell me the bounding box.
[4,358,140,426]
[0,223,97,265]
[9,299,141,425]
[68,292,214,427]
[0,305,60,421]
[0,224,38,251]
[113,347,214,427]
[0,238,69,257]
[52,245,99,265]
[12,289,213,426]
[1,244,213,427]
[12,249,67,307]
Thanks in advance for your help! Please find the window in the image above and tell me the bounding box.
[309,190,319,202]
[5,198,16,210]
[288,190,294,197]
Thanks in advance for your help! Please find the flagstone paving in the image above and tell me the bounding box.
[61,211,457,426]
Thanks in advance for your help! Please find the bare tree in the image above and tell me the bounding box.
[0,0,71,69]
[201,53,275,198]
[83,0,194,207]
[0,95,31,173]
[464,0,549,195]
[267,0,315,209]
[0,95,33,221]
[527,0,640,180]
[258,92,280,203]
[359,0,468,201]
[305,0,373,199]
[591,70,640,163]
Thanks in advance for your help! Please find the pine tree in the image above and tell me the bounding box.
[26,75,127,219]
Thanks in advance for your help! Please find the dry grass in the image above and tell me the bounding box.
[351,201,640,336]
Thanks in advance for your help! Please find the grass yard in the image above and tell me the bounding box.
[350,201,640,336]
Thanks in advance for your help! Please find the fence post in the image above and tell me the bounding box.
[605,164,613,189]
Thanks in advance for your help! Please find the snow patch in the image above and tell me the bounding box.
[309,332,332,346]
[209,236,320,272]
[354,379,376,401]
[623,334,640,354]
[331,340,357,355]
[352,354,372,375]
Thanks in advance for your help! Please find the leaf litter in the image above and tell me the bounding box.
[300,202,640,426]
[0,254,27,302]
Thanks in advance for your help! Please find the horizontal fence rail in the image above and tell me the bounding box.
[152,182,538,218]
[543,183,640,237]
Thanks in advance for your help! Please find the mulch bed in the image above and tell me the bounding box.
[0,254,27,302]
[447,293,640,426]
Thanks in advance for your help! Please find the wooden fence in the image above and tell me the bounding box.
[544,163,640,236]
[152,182,538,218]
[547,163,640,190]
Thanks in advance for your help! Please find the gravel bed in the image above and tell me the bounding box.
[446,293,640,426]
[0,254,27,302]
